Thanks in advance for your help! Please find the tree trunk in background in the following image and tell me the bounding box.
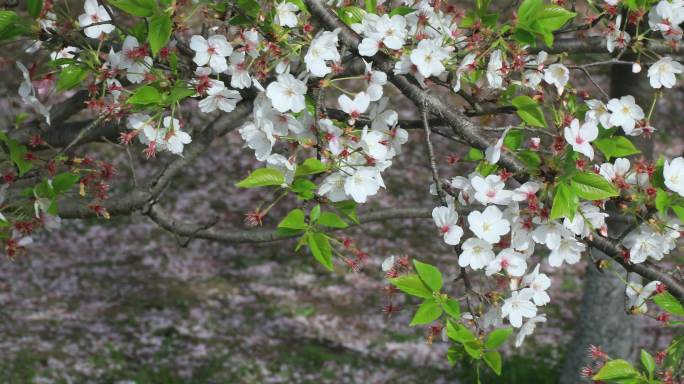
[559,60,654,383]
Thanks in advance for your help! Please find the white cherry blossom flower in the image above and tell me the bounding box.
[512,182,540,202]
[664,157,684,196]
[344,167,384,203]
[623,224,667,263]
[515,315,547,347]
[319,172,349,202]
[266,73,307,113]
[459,238,495,270]
[522,264,551,306]
[17,62,50,125]
[626,280,662,314]
[543,63,569,95]
[649,1,684,41]
[190,35,233,73]
[360,126,389,161]
[410,39,450,78]
[79,0,115,39]
[501,290,537,328]
[357,14,407,56]
[275,1,299,27]
[607,95,645,135]
[471,174,513,205]
[305,29,341,77]
[161,117,191,156]
[468,206,510,244]
[381,256,396,272]
[339,92,371,119]
[117,36,153,84]
[432,206,464,245]
[486,49,505,89]
[586,99,613,128]
[563,203,608,238]
[564,118,598,159]
[198,83,242,113]
[266,153,296,185]
[486,248,527,277]
[453,53,476,92]
[227,52,252,89]
[548,237,585,267]
[363,60,387,101]
[532,219,572,250]
[648,56,683,88]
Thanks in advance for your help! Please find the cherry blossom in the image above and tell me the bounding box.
[471,174,513,205]
[459,238,495,270]
[501,290,538,328]
[305,29,341,77]
[626,280,662,314]
[543,64,570,95]
[198,83,242,113]
[468,206,511,244]
[515,315,547,347]
[486,49,505,89]
[266,73,307,113]
[522,265,551,306]
[432,206,464,246]
[607,95,645,135]
[79,0,115,39]
[586,99,613,128]
[564,119,598,159]
[648,56,683,89]
[339,92,371,120]
[344,167,384,203]
[664,157,684,196]
[409,39,450,78]
[548,237,586,267]
[190,35,233,73]
[275,1,300,28]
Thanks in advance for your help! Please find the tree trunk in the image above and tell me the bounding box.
[559,58,653,383]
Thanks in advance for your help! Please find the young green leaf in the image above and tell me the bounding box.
[236,168,286,188]
[442,298,461,319]
[511,95,547,128]
[148,14,173,56]
[550,182,578,220]
[483,350,503,376]
[409,298,443,326]
[108,0,158,17]
[317,212,348,228]
[27,0,44,18]
[52,172,80,195]
[309,204,321,223]
[656,189,671,215]
[413,259,443,292]
[592,359,639,381]
[593,137,640,160]
[390,274,433,299]
[127,85,162,105]
[307,232,333,271]
[640,349,655,377]
[446,320,477,343]
[653,292,684,317]
[570,172,619,200]
[57,65,88,91]
[295,158,327,176]
[277,209,307,230]
[485,328,513,350]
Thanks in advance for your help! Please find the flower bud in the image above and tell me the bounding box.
[632,62,642,73]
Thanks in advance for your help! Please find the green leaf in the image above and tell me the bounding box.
[365,0,377,13]
[52,172,80,194]
[503,129,524,151]
[511,96,547,128]
[236,168,286,188]
[108,0,158,17]
[292,178,316,200]
[317,212,348,229]
[446,320,477,343]
[485,328,513,350]
[127,86,162,105]
[27,0,43,18]
[0,11,30,41]
[413,259,442,292]
[237,0,259,17]
[390,274,433,299]
[592,359,639,381]
[389,6,415,16]
[665,335,684,369]
[640,349,655,376]
[519,150,541,170]
[56,65,88,91]
[550,182,578,220]
[229,15,252,25]
[278,209,307,230]
[295,158,327,176]
[410,298,443,326]
[332,200,359,224]
[653,155,666,189]
[337,6,365,26]
[0,133,33,176]
[167,86,195,105]
[534,5,576,32]
[656,188,671,215]
[483,350,502,376]
[309,204,321,223]
[518,0,542,22]
[148,14,173,56]
[464,147,485,161]
[307,232,333,271]
[593,137,641,160]
[442,298,461,319]
[653,292,684,317]
[672,205,684,223]
[571,172,619,200]
[464,341,483,359]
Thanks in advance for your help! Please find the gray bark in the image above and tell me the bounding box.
[559,57,653,383]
